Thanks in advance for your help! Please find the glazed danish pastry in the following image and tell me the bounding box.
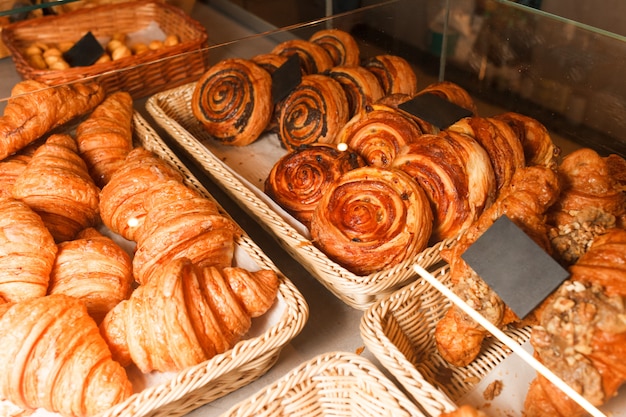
[310,166,433,276]
[309,28,361,67]
[271,39,334,75]
[192,58,273,146]
[265,144,366,228]
[327,65,385,117]
[363,54,418,97]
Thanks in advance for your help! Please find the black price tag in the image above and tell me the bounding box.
[461,215,569,319]
[271,54,301,104]
[63,32,104,67]
[398,93,473,129]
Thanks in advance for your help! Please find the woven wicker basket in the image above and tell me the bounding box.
[359,265,532,417]
[1,0,208,98]
[146,83,458,310]
[217,351,427,417]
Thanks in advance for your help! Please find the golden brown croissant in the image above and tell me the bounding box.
[362,54,418,97]
[0,80,105,160]
[335,103,424,168]
[12,133,100,242]
[278,74,350,151]
[0,148,33,194]
[0,192,57,302]
[392,130,497,243]
[417,81,478,115]
[435,165,561,367]
[100,257,279,373]
[309,28,361,67]
[265,144,365,228]
[76,91,134,188]
[327,66,385,117]
[0,294,133,417]
[192,58,274,146]
[524,228,626,417]
[99,147,184,242]
[439,405,491,417]
[271,39,334,75]
[309,166,433,276]
[48,227,133,324]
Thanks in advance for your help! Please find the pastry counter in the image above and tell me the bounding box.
[0,0,625,417]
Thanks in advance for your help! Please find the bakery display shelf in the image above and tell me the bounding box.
[146,81,457,311]
[216,351,428,417]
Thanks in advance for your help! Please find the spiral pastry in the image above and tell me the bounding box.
[309,28,360,67]
[271,39,334,75]
[250,53,288,74]
[417,81,478,115]
[191,58,273,146]
[265,144,365,228]
[327,66,385,117]
[278,74,350,151]
[335,104,424,168]
[392,131,497,243]
[310,166,433,276]
[363,54,418,97]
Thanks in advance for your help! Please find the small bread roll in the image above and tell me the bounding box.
[25,44,44,56]
[49,60,70,70]
[132,43,149,54]
[111,45,132,60]
[95,54,112,64]
[164,34,180,47]
[57,41,74,53]
[148,39,163,50]
[28,54,47,70]
[106,39,124,53]
[43,47,62,58]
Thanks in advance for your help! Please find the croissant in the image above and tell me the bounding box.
[362,54,418,97]
[0,80,105,160]
[439,405,490,417]
[417,81,478,115]
[0,192,57,302]
[0,294,133,417]
[0,146,34,194]
[310,166,433,276]
[435,165,561,367]
[447,116,525,194]
[264,144,365,228]
[48,227,133,324]
[327,66,385,117]
[278,74,350,151]
[12,133,100,242]
[334,103,424,168]
[524,228,626,417]
[392,131,497,243]
[100,257,279,373]
[309,28,360,67]
[271,39,334,75]
[76,91,134,188]
[99,147,184,242]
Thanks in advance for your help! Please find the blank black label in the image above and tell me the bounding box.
[63,32,104,67]
[271,54,301,104]
[398,93,473,129]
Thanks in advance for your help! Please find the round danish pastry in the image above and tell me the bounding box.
[309,28,360,67]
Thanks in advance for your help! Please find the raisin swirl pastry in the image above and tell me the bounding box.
[271,39,334,75]
[335,103,424,168]
[265,144,366,228]
[278,74,350,151]
[309,28,360,67]
[192,58,273,146]
[363,54,418,97]
[310,166,433,276]
[327,66,385,117]
[392,131,497,243]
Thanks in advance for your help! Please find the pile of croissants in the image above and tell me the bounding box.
[0,80,279,417]
[190,28,626,416]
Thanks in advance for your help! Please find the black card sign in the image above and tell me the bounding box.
[63,32,104,67]
[398,93,473,129]
[271,54,302,104]
[461,215,570,319]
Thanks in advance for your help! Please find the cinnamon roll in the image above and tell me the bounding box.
[192,58,273,146]
[271,39,334,75]
[327,66,385,117]
[265,144,365,228]
[417,81,478,115]
[278,74,350,151]
[309,28,360,67]
[310,166,433,276]
[335,104,424,168]
[363,54,418,97]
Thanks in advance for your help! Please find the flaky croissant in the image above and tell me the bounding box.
[439,405,490,417]
[0,294,133,417]
[524,228,626,417]
[0,191,57,302]
[0,148,33,194]
[12,133,100,242]
[100,257,279,373]
[0,80,104,160]
[76,91,134,188]
[48,227,133,324]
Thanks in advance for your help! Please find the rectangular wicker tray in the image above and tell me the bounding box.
[1,0,209,98]
[217,351,427,417]
[359,265,626,417]
[146,82,457,310]
[0,112,309,417]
